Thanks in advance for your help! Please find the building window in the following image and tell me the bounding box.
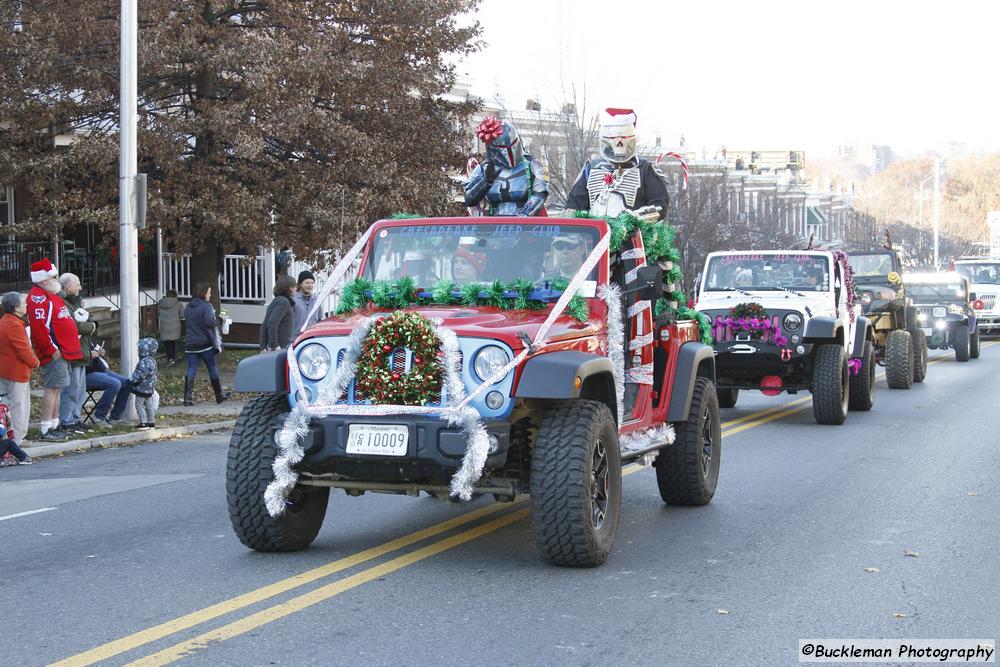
[0,187,13,227]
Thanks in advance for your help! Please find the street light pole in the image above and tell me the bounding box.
[933,157,941,269]
[119,0,139,379]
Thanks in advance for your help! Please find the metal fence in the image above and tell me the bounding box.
[0,241,52,292]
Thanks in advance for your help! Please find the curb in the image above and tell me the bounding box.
[21,420,237,458]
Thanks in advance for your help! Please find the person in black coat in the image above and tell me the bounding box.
[183,282,228,406]
[260,275,297,351]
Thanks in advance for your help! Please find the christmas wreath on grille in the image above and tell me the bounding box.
[355,311,444,405]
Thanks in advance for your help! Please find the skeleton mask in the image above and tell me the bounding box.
[599,108,638,164]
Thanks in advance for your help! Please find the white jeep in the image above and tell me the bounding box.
[954,257,1000,336]
[695,250,873,425]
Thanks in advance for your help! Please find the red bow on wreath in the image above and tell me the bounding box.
[476,115,504,144]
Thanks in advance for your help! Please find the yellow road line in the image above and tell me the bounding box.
[50,501,515,667]
[125,509,533,667]
[57,343,997,666]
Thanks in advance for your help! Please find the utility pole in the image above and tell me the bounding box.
[933,157,941,270]
[119,0,139,379]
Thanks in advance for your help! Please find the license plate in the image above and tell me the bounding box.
[345,424,409,457]
[921,327,933,336]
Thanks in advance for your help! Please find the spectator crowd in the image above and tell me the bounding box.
[1,256,325,467]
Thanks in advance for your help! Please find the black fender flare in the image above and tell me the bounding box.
[514,350,614,400]
[234,350,288,393]
[851,316,871,358]
[666,342,716,422]
[905,305,920,331]
[803,316,840,341]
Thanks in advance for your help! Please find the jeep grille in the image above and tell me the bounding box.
[332,346,462,405]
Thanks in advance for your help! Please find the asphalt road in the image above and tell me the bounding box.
[2,343,998,666]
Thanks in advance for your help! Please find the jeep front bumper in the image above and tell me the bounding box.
[297,414,511,482]
[713,340,814,388]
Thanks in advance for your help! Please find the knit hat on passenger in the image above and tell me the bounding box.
[30,258,59,283]
[297,270,315,285]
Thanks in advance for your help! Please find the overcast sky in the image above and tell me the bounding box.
[457,0,1000,158]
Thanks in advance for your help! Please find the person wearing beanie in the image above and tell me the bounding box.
[292,269,321,333]
[451,247,487,284]
[26,258,82,441]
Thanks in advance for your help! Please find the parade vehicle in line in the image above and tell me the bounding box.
[228,216,721,567]
[907,272,981,361]
[695,250,874,424]
[849,250,928,388]
[953,257,1000,336]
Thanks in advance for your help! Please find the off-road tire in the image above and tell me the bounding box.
[955,326,970,362]
[848,341,876,411]
[885,330,914,389]
[716,388,739,409]
[812,344,849,425]
[530,400,621,567]
[655,377,721,505]
[227,393,329,552]
[910,328,928,383]
[970,330,981,359]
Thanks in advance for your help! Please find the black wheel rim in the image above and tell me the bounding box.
[701,405,713,477]
[590,439,609,530]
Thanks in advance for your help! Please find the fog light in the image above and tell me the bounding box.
[295,387,312,404]
[934,320,947,330]
[796,345,806,355]
[485,391,504,410]
[488,435,500,454]
[791,334,801,343]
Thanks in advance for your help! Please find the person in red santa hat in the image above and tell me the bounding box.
[565,107,669,221]
[27,258,83,441]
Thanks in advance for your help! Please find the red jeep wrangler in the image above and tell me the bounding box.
[228,216,721,567]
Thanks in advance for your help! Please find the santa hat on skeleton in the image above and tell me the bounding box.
[600,108,638,164]
[30,258,59,284]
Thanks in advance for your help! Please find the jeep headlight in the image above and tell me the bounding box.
[297,343,331,381]
[782,312,803,332]
[860,291,873,305]
[917,312,927,323]
[473,345,510,382]
[933,307,947,318]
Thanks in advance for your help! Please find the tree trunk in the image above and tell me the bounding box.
[190,238,223,311]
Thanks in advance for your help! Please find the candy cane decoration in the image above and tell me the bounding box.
[466,157,485,217]
[657,152,689,190]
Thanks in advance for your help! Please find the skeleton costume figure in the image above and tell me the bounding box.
[464,116,548,216]
[566,108,669,221]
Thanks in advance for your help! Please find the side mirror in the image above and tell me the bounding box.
[969,292,977,301]
[624,265,663,302]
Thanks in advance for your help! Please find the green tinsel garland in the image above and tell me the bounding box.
[573,210,711,344]
[336,276,590,323]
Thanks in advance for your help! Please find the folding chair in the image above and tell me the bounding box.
[81,389,103,424]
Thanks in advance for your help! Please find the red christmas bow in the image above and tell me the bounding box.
[476,115,503,144]
[603,172,614,185]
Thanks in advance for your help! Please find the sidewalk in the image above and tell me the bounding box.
[20,399,247,459]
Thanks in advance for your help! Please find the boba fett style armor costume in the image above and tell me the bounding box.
[464,116,549,217]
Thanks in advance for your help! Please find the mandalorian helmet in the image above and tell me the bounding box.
[599,108,638,164]
[482,120,525,170]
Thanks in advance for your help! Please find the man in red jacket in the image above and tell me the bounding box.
[27,258,82,441]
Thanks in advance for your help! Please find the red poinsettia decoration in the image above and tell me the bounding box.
[476,115,503,144]
[603,172,614,185]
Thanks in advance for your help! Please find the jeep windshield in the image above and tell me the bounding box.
[362,223,602,286]
[908,282,967,303]
[850,253,896,280]
[955,262,1000,285]
[703,254,830,292]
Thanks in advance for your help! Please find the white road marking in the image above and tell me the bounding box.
[0,506,57,521]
